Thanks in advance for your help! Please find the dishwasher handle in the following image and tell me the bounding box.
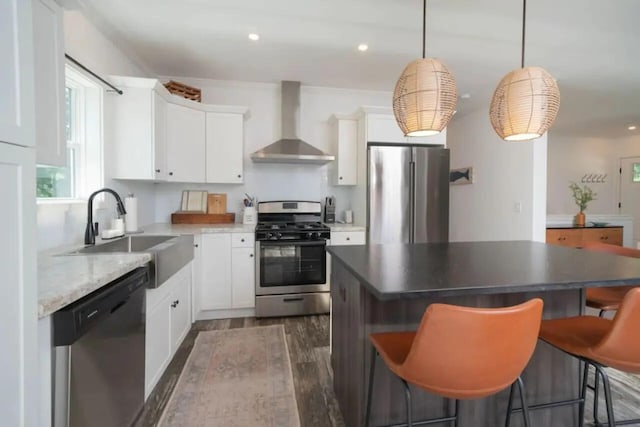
[53,266,149,346]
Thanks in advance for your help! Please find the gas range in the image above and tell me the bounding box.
[254,201,331,241]
[254,201,331,318]
[255,221,330,241]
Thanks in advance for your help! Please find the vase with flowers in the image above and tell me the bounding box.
[569,182,596,226]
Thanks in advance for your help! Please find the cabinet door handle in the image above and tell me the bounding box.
[169,172,174,176]
[339,176,343,180]
[241,238,245,242]
[171,301,177,308]
[237,174,242,178]
[155,169,161,173]
[250,254,254,258]
[346,237,350,241]
[194,244,199,248]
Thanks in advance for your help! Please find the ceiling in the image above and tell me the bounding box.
[74,0,640,139]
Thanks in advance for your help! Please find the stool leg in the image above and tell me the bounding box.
[594,365,616,427]
[578,361,589,427]
[364,347,377,427]
[453,399,459,427]
[594,365,601,424]
[516,376,531,427]
[504,380,517,427]
[402,379,413,427]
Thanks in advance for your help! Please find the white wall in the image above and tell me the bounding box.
[154,78,391,223]
[547,134,640,215]
[37,11,156,250]
[447,108,547,242]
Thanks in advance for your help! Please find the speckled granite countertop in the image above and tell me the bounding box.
[142,223,256,234]
[38,248,152,318]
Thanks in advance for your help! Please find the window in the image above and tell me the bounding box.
[37,65,103,200]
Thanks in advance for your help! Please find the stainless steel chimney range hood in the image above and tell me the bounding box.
[251,81,335,165]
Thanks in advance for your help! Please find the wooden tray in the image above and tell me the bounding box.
[171,212,235,224]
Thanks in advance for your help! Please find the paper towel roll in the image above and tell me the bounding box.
[125,195,138,232]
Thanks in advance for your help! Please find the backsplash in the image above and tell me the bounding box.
[154,163,354,223]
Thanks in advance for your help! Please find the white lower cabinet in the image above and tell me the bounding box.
[231,247,256,308]
[144,263,192,399]
[330,230,366,246]
[197,233,256,318]
[199,234,232,310]
[144,293,171,399]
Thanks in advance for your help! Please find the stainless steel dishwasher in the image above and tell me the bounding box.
[53,266,149,427]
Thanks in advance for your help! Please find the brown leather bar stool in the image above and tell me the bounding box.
[538,287,640,427]
[581,242,640,317]
[364,298,543,427]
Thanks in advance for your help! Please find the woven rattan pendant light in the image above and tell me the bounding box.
[489,0,560,141]
[393,0,457,137]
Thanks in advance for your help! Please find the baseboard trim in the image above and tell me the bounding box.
[195,308,255,320]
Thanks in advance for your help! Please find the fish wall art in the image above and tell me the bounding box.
[450,167,473,185]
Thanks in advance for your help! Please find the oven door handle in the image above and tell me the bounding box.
[258,240,327,247]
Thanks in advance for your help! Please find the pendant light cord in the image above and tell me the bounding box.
[422,0,426,58]
[521,0,526,68]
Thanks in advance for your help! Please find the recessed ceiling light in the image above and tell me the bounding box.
[460,93,471,99]
[357,44,368,52]
[629,125,637,130]
[248,33,260,41]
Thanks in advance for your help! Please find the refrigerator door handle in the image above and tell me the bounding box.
[409,160,416,243]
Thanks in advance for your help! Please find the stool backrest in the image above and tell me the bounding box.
[593,287,640,373]
[582,242,640,259]
[400,298,543,399]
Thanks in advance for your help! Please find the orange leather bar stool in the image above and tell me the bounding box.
[364,299,543,427]
[581,242,640,317]
[539,287,640,427]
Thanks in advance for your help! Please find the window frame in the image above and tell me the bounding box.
[36,64,103,203]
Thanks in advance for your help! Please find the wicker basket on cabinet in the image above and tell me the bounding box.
[164,80,202,102]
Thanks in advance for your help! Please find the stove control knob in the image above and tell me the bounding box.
[266,232,274,240]
[276,232,282,240]
[311,232,320,240]
[305,232,313,240]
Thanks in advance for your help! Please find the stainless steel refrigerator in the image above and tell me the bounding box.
[368,145,450,244]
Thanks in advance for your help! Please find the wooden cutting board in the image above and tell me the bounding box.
[171,212,235,224]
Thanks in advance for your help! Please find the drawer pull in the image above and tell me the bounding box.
[241,238,245,242]
[283,297,304,303]
[346,237,350,241]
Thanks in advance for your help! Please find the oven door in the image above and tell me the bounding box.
[255,240,329,295]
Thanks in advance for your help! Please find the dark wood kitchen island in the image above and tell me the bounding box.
[326,241,640,427]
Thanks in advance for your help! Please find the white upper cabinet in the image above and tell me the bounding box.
[0,0,35,147]
[107,77,169,180]
[152,91,168,180]
[206,112,244,184]
[330,115,358,186]
[107,77,248,183]
[33,0,65,166]
[361,108,447,146]
[367,113,406,144]
[166,103,206,182]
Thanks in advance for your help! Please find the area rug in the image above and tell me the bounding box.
[158,325,300,427]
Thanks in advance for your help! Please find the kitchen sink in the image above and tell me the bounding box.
[73,235,176,254]
[66,234,194,288]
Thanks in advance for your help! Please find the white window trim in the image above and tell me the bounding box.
[37,64,104,204]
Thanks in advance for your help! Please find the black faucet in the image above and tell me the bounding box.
[85,188,127,245]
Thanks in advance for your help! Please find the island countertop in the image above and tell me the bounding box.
[326,240,640,300]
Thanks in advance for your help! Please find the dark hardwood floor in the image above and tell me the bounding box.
[136,315,345,427]
[137,314,640,427]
